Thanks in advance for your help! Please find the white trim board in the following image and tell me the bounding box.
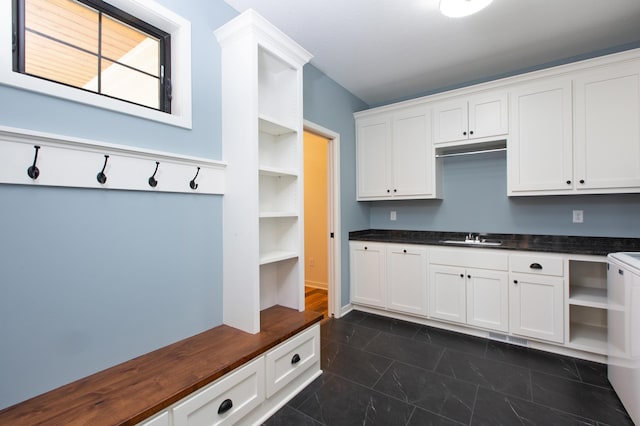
[0,125,225,195]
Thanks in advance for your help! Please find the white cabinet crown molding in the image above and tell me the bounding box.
[354,48,640,118]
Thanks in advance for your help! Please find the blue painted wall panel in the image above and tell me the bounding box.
[0,0,236,409]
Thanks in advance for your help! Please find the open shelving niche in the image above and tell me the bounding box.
[217,10,312,334]
[566,256,609,354]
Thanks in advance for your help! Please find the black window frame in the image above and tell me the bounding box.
[12,0,172,113]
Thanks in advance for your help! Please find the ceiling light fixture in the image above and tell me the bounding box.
[440,0,493,18]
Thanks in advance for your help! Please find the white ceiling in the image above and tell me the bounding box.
[223,0,640,107]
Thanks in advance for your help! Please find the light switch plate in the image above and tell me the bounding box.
[573,210,584,223]
[390,211,397,221]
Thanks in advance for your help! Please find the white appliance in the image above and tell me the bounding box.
[608,252,640,424]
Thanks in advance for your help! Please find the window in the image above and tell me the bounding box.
[1,0,192,128]
[13,0,170,112]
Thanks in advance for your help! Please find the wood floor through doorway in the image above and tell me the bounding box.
[305,286,328,321]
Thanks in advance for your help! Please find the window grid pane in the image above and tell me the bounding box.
[18,0,168,112]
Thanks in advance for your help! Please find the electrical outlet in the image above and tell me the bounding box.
[573,210,584,223]
[390,210,397,221]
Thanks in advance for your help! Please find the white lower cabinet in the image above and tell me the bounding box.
[429,248,509,332]
[350,242,387,308]
[509,254,564,343]
[387,244,428,316]
[510,273,564,343]
[172,357,265,426]
[429,265,466,324]
[466,268,509,333]
[350,242,428,317]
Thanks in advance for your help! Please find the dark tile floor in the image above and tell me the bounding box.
[264,310,633,426]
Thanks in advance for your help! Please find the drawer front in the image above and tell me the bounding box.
[138,411,169,426]
[430,247,508,271]
[172,357,265,426]
[265,324,320,398]
[510,254,564,276]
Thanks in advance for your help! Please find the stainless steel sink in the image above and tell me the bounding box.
[440,239,503,247]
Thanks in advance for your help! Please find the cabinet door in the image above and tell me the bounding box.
[356,115,391,199]
[391,107,434,198]
[466,268,509,332]
[468,91,508,139]
[574,61,640,191]
[433,99,468,144]
[510,273,564,343]
[350,242,386,308]
[429,265,466,324]
[387,245,428,316]
[508,79,573,194]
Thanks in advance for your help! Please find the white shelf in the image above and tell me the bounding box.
[260,250,299,265]
[259,116,297,136]
[568,322,607,355]
[569,286,608,309]
[259,166,298,177]
[260,212,297,218]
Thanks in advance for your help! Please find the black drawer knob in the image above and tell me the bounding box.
[529,263,543,270]
[463,131,467,136]
[291,353,301,364]
[579,179,585,184]
[218,398,233,414]
[513,280,518,284]
[469,130,474,135]
[566,180,571,185]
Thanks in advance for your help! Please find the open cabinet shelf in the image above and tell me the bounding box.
[217,10,312,333]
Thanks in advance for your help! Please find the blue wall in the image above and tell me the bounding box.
[303,64,369,311]
[0,0,236,409]
[369,152,640,237]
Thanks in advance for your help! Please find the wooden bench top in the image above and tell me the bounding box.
[0,306,323,426]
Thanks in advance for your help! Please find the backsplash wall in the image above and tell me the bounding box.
[368,151,640,238]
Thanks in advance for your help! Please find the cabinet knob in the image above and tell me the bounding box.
[393,189,397,193]
[566,180,571,185]
[467,274,471,279]
[291,353,301,364]
[463,131,467,136]
[218,398,233,414]
[387,189,390,193]
[469,130,474,135]
[513,280,518,284]
[364,246,368,250]
[529,263,543,270]
[579,179,585,184]
[460,274,464,278]
[403,249,407,253]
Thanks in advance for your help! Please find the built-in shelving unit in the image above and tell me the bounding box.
[567,258,609,354]
[216,10,312,333]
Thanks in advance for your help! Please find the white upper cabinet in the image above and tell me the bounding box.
[433,91,508,144]
[573,61,640,192]
[508,79,573,194]
[356,106,439,200]
[509,59,640,196]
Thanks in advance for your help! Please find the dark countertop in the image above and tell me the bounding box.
[349,229,640,256]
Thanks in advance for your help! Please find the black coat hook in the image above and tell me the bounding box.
[27,145,41,180]
[97,155,109,184]
[148,161,160,187]
[190,166,200,190]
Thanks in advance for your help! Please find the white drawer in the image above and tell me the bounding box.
[138,411,169,426]
[172,356,265,426]
[265,324,320,398]
[430,247,508,271]
[510,254,564,276]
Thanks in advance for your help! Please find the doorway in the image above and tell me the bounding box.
[303,121,341,319]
